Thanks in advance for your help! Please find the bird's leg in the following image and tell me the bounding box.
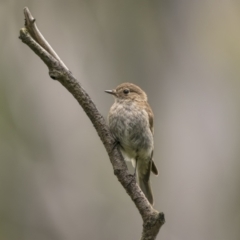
[110,138,120,154]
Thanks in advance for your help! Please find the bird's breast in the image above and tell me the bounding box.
[108,101,153,158]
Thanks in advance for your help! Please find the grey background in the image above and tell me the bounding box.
[1,1,240,239]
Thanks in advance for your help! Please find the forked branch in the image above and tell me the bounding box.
[19,7,165,240]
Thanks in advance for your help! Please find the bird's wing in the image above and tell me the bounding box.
[144,102,159,175]
[144,102,154,134]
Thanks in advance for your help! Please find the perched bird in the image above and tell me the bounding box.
[105,83,158,205]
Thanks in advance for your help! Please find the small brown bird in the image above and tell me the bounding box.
[105,83,158,205]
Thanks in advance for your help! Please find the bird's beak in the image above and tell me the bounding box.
[105,89,116,95]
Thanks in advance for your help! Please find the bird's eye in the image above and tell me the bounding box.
[123,89,129,94]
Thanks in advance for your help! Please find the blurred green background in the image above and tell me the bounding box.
[1,1,240,239]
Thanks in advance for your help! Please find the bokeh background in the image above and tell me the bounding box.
[1,1,240,239]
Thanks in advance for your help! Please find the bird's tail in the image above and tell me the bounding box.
[137,160,154,205]
[138,177,154,205]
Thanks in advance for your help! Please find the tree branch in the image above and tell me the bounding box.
[19,7,165,239]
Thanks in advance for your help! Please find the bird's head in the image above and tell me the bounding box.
[105,83,147,102]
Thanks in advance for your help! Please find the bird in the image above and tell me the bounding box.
[105,82,158,205]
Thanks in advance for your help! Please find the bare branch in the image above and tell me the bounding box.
[23,7,68,70]
[19,7,165,239]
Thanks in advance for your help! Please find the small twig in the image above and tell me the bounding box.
[19,7,165,240]
[23,7,68,70]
